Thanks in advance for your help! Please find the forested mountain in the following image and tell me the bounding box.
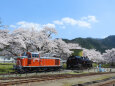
[63,35,115,53]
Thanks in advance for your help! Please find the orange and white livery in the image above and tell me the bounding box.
[14,52,61,73]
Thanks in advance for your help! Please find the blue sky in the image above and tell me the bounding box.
[0,0,115,39]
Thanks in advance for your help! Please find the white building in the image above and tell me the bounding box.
[0,56,14,63]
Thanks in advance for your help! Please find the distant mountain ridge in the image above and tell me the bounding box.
[63,35,115,53]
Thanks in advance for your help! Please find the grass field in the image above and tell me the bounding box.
[0,63,15,73]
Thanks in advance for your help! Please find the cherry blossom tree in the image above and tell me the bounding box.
[83,48,103,62]
[53,39,72,58]
[102,48,115,64]
[0,25,58,56]
[0,27,104,62]
[33,27,57,52]
[0,29,11,49]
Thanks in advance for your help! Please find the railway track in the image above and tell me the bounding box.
[0,72,115,86]
[98,80,115,86]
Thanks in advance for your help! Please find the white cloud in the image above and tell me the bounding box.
[61,17,91,28]
[10,21,55,31]
[81,16,98,22]
[53,20,63,25]
[10,15,97,31]
[62,17,77,25]
[17,21,42,30]
[87,16,98,22]
[53,16,98,28]
[43,23,55,28]
[77,21,91,28]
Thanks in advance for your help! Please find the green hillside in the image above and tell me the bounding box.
[63,35,115,53]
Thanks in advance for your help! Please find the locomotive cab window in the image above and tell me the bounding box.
[32,54,39,58]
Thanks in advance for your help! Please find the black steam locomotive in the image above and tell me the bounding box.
[66,55,93,69]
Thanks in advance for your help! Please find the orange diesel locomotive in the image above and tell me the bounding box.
[14,52,61,73]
